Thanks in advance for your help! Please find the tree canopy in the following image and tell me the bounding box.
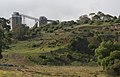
[0,18,10,59]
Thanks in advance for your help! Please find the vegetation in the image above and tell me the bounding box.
[0,11,120,77]
[12,24,29,40]
[0,18,11,59]
[95,41,120,76]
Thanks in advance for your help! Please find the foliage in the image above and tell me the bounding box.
[0,29,6,52]
[12,24,29,40]
[0,18,10,32]
[114,16,120,23]
[79,15,90,24]
[29,48,96,66]
[69,36,93,54]
[95,41,120,76]
[78,11,120,25]
[106,61,120,77]
[0,18,11,59]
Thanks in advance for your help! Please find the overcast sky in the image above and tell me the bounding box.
[0,0,120,25]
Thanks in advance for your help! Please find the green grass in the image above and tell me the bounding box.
[5,40,66,54]
[1,40,67,66]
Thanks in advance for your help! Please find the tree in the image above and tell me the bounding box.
[0,29,5,58]
[69,37,93,54]
[0,18,10,32]
[0,18,10,59]
[95,41,112,60]
[114,15,120,23]
[79,15,90,24]
[89,13,95,17]
[95,41,120,73]
[103,14,114,22]
[92,15,101,21]
[97,11,104,17]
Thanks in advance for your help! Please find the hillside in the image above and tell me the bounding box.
[0,11,120,77]
[0,24,109,77]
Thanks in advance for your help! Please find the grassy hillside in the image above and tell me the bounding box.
[1,11,120,77]
[0,23,119,77]
[1,23,120,65]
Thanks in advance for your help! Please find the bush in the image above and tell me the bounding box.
[69,37,92,54]
[106,61,120,77]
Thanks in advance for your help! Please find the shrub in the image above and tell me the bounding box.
[106,61,120,77]
[69,37,92,54]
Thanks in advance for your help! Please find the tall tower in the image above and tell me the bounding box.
[9,12,22,30]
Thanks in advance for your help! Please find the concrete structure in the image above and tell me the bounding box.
[9,12,22,30]
[9,12,59,30]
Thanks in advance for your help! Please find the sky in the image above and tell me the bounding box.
[0,0,120,26]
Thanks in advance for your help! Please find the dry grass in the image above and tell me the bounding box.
[0,65,105,77]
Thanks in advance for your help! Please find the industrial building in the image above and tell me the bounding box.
[9,12,59,30]
[9,12,22,30]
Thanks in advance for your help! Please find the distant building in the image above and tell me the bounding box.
[9,12,59,30]
[39,16,48,25]
[9,12,22,30]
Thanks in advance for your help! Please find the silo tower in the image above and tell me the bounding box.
[9,12,22,30]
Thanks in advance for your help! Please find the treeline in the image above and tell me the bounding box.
[78,11,120,25]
